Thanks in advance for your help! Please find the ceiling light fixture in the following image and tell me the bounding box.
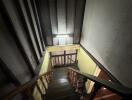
[56,34,69,38]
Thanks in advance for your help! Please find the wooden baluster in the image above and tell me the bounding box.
[69,55,71,64]
[54,57,56,66]
[72,71,75,86]
[74,75,86,98]
[49,71,53,82]
[40,77,48,97]
[73,72,77,88]
[67,55,69,65]
[65,55,67,65]
[70,55,72,64]
[75,77,84,94]
[71,71,74,84]
[48,74,51,83]
[61,55,63,65]
[45,74,50,83]
[52,57,54,67]
[72,71,76,86]
[67,55,69,64]
[42,75,49,90]
[40,76,46,91]
[80,77,87,100]
[88,83,101,100]
[48,72,53,83]
[59,56,61,65]
[64,51,66,66]
[60,56,61,65]
[48,71,52,82]
[51,58,54,67]
[42,76,48,89]
[75,50,78,64]
[71,71,75,86]
[58,56,60,65]
[68,55,70,64]
[36,81,43,99]
[47,74,50,83]
[71,70,74,83]
[54,57,57,65]
[49,52,52,68]
[55,56,58,65]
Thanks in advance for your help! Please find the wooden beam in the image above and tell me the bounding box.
[1,0,35,76]
[18,0,40,64]
[26,0,43,57]
[31,0,45,52]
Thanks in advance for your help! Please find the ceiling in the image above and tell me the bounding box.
[36,0,86,46]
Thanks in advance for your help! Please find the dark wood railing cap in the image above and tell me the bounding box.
[3,70,53,100]
[68,67,132,97]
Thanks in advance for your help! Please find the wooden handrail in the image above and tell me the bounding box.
[4,71,53,100]
[67,67,132,97]
[67,56,76,63]
[51,51,77,67]
[51,53,77,57]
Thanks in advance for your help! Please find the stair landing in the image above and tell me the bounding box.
[45,67,80,100]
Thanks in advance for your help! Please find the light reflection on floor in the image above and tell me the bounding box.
[59,78,68,83]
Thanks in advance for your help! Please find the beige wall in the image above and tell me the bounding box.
[77,47,101,93]
[33,50,50,100]
[78,47,97,74]
[39,50,50,74]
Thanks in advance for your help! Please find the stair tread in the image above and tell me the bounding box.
[45,67,80,100]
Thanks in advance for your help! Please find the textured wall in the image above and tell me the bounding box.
[81,0,132,87]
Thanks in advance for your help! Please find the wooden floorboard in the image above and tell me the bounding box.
[45,67,80,100]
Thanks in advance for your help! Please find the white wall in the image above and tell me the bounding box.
[81,0,132,88]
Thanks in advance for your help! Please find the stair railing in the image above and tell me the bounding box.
[3,70,53,100]
[50,50,78,67]
[67,67,132,100]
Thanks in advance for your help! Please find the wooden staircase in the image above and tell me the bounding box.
[45,67,80,100]
[3,66,132,100]
[3,50,132,100]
